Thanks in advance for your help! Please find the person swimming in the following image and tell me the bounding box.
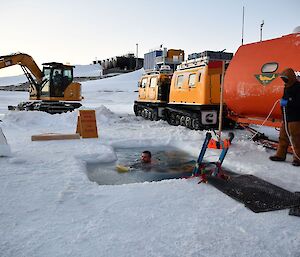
[140,150,152,164]
[116,151,154,172]
[116,150,195,173]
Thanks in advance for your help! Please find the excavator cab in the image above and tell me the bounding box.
[41,62,74,98]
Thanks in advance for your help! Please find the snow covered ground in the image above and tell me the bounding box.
[0,70,299,257]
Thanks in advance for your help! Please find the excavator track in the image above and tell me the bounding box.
[8,101,82,114]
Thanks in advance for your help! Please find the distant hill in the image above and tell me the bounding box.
[0,63,103,88]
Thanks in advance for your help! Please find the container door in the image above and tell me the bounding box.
[148,76,158,100]
[139,77,147,100]
[209,73,221,104]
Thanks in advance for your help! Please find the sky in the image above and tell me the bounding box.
[0,0,299,77]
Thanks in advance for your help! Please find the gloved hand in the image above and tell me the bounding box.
[280,98,288,107]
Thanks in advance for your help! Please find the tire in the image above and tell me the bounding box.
[180,115,186,126]
[141,109,146,118]
[169,112,176,125]
[175,114,181,126]
[192,118,201,130]
[185,116,192,128]
[152,111,158,121]
[144,110,149,119]
[148,111,153,120]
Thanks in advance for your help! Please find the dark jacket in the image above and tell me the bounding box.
[282,81,300,122]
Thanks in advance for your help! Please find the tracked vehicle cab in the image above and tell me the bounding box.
[134,65,173,120]
[41,62,75,98]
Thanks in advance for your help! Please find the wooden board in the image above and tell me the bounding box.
[31,133,80,141]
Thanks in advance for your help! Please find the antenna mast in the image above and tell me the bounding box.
[260,20,264,41]
[241,6,245,45]
[135,43,138,70]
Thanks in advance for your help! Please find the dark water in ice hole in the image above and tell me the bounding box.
[85,146,196,185]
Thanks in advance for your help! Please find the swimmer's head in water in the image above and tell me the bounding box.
[141,151,152,163]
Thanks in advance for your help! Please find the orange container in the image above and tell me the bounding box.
[224,32,300,127]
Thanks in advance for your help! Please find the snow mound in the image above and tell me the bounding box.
[73,64,102,77]
[3,110,78,131]
[0,74,27,86]
[82,69,143,92]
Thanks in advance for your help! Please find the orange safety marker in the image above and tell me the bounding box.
[76,110,98,138]
[207,138,231,149]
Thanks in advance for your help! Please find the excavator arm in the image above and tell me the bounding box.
[0,53,43,83]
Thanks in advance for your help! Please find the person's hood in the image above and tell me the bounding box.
[280,68,297,87]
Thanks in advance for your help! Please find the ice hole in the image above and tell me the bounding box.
[85,146,196,185]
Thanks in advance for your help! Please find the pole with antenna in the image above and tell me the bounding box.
[241,6,245,45]
[135,43,138,70]
[260,20,264,41]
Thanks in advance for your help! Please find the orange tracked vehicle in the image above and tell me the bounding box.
[134,51,233,129]
[134,65,173,121]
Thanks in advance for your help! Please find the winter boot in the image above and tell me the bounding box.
[270,123,289,162]
[269,156,286,162]
[292,160,300,166]
[289,122,300,167]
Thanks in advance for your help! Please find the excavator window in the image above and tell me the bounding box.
[41,81,50,96]
[63,69,72,81]
[51,69,63,97]
[41,68,51,96]
[40,63,75,98]
[52,69,63,86]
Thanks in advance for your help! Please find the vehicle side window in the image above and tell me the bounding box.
[176,75,184,88]
[43,68,51,80]
[141,78,147,88]
[41,68,51,95]
[150,77,157,88]
[53,69,62,76]
[63,69,72,80]
[188,73,196,87]
[52,69,63,86]
[261,62,278,73]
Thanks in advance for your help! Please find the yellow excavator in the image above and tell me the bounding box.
[0,52,82,114]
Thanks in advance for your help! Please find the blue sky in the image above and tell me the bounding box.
[0,0,299,76]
